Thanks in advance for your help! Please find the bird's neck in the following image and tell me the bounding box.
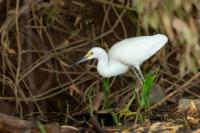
[96,49,127,77]
[96,50,109,71]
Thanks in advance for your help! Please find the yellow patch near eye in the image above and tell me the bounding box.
[85,52,93,58]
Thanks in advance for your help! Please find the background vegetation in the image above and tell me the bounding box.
[0,0,200,131]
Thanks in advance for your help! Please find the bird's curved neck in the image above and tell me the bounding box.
[97,49,109,69]
[96,49,116,77]
[96,48,128,77]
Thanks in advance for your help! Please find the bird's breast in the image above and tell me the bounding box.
[97,61,128,78]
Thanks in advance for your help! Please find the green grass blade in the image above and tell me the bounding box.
[37,120,46,133]
[140,69,158,108]
[102,78,110,109]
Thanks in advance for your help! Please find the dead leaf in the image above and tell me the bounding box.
[6,48,16,55]
[162,14,174,41]
[177,98,200,118]
[93,92,103,112]
[68,84,82,97]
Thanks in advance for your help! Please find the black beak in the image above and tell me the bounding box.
[69,56,88,68]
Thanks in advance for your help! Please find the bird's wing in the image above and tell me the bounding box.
[108,34,168,66]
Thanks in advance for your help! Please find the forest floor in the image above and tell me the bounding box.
[0,0,200,133]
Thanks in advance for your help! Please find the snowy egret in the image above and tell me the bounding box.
[71,34,168,83]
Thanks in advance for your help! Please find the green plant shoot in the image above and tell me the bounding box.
[139,69,158,108]
[102,78,110,109]
[37,120,46,133]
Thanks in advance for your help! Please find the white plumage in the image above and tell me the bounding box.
[72,34,168,82]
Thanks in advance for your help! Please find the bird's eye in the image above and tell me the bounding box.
[90,52,93,55]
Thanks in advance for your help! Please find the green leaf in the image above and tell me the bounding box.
[37,121,46,133]
[140,70,158,108]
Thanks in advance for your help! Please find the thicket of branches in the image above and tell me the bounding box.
[0,0,199,123]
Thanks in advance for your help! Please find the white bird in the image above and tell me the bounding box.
[71,34,168,83]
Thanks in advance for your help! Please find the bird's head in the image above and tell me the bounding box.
[70,47,103,67]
